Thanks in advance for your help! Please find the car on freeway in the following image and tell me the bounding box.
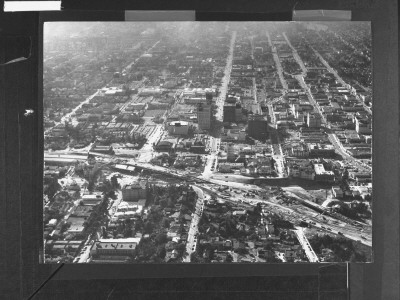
[361,235,367,240]
[337,232,344,235]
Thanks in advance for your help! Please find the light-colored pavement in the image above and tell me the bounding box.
[215,30,236,122]
[48,30,373,264]
[294,227,319,262]
[47,151,372,247]
[202,31,235,179]
[184,186,206,262]
[266,31,288,90]
[282,32,307,75]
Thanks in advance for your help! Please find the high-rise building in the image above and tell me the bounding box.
[197,102,211,130]
[227,143,235,161]
[223,104,236,123]
[235,103,243,122]
[247,114,269,140]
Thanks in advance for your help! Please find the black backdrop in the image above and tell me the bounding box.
[0,0,398,299]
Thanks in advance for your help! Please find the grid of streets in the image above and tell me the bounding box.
[43,22,372,264]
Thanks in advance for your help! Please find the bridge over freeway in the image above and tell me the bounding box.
[294,227,319,262]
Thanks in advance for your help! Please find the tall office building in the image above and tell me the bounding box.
[197,102,212,130]
[227,143,235,161]
[235,103,243,122]
[223,104,236,123]
[247,114,269,140]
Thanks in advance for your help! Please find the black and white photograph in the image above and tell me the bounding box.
[42,21,373,264]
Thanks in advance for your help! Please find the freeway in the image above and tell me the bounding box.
[46,147,371,248]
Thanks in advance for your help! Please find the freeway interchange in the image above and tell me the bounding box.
[45,150,372,248]
[44,26,372,263]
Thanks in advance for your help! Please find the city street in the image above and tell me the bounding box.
[45,40,162,135]
[201,31,236,180]
[42,23,373,266]
[184,185,205,262]
[266,31,288,90]
[215,30,236,122]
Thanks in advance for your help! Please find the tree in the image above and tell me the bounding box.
[175,243,186,255]
[190,252,206,263]
[137,239,156,261]
[45,177,62,199]
[124,226,133,238]
[144,221,153,233]
[60,222,72,233]
[155,233,168,245]
[157,245,166,259]
[248,233,259,241]
[58,168,67,178]
[159,199,168,208]
[102,227,108,238]
[99,179,113,194]
[110,175,120,189]
[255,203,262,216]
[162,218,170,229]
[135,218,144,231]
[236,247,248,256]
[87,181,95,193]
